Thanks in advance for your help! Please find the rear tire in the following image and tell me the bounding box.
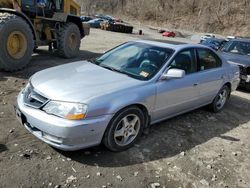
[208,85,230,113]
[0,13,34,72]
[56,23,81,58]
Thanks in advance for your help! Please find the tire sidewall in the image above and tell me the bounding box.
[211,85,230,113]
[61,24,80,58]
[103,107,145,151]
[0,16,33,70]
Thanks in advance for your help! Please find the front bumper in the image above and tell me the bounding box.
[240,74,250,83]
[16,92,113,151]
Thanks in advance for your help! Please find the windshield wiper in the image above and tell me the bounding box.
[88,58,97,64]
[100,65,125,74]
[100,65,139,79]
[88,58,103,65]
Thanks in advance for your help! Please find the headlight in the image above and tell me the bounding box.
[43,101,87,120]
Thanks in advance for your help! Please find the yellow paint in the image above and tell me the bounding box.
[7,31,27,59]
[68,33,77,50]
[64,0,81,16]
[44,25,52,41]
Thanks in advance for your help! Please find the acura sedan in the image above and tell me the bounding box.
[16,41,240,151]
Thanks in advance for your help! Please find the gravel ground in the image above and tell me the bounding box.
[0,28,250,188]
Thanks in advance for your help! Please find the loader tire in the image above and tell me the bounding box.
[56,23,80,58]
[0,13,34,72]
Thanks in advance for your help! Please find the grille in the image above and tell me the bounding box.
[23,84,48,109]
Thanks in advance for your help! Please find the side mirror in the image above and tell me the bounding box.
[160,68,185,80]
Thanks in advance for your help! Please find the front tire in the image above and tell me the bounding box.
[56,23,81,58]
[0,13,34,72]
[209,85,230,113]
[103,106,145,152]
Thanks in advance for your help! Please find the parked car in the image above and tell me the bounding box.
[95,14,115,22]
[80,16,92,22]
[87,18,106,28]
[201,38,227,50]
[200,34,215,43]
[226,36,237,41]
[219,39,250,90]
[162,31,176,37]
[15,41,240,151]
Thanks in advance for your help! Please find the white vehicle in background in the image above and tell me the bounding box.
[226,36,237,41]
[200,34,215,43]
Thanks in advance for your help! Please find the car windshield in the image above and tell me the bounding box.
[89,42,174,80]
[221,41,250,56]
[202,39,221,46]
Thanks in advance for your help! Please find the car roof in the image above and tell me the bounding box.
[208,38,226,41]
[230,38,250,42]
[205,38,226,43]
[135,40,206,51]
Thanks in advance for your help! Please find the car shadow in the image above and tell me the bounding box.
[237,86,250,94]
[0,49,102,80]
[0,144,8,153]
[59,94,250,167]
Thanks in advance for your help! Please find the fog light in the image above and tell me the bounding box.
[43,133,63,144]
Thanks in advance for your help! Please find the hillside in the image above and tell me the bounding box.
[78,0,250,37]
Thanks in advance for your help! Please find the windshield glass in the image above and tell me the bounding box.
[90,42,174,80]
[202,39,221,46]
[221,41,250,56]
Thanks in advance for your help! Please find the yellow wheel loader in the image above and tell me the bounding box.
[0,0,90,71]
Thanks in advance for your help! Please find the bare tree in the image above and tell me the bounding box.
[80,0,249,36]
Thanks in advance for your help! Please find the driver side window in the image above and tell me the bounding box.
[169,49,197,74]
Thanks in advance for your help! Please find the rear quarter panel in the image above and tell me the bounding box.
[225,61,240,91]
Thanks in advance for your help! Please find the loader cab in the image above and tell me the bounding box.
[21,0,79,18]
[21,0,64,18]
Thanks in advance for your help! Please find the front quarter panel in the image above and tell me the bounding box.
[85,82,156,118]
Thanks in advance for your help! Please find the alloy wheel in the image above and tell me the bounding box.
[216,88,228,110]
[114,114,141,146]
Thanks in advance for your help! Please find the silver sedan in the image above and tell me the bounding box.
[16,41,240,151]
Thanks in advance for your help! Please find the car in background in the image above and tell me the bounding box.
[15,41,240,151]
[87,18,106,28]
[95,14,115,22]
[200,34,215,43]
[80,16,92,22]
[226,36,237,41]
[162,31,176,37]
[201,38,227,50]
[219,39,250,91]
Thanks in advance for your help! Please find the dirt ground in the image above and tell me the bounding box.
[0,28,250,188]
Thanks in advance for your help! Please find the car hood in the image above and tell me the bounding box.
[220,52,250,67]
[30,61,142,103]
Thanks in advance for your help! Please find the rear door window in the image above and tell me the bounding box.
[197,48,222,71]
